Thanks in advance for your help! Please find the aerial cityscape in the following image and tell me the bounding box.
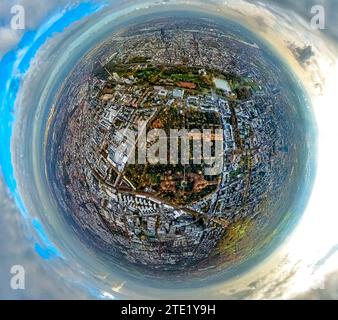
[1,0,330,300]
[47,16,303,279]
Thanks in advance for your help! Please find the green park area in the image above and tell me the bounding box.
[124,104,222,206]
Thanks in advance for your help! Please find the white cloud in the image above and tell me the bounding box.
[0,0,79,59]
[0,27,21,55]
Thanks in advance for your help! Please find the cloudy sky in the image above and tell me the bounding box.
[0,0,74,57]
[1,0,337,57]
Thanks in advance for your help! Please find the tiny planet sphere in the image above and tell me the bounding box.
[47,16,307,281]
